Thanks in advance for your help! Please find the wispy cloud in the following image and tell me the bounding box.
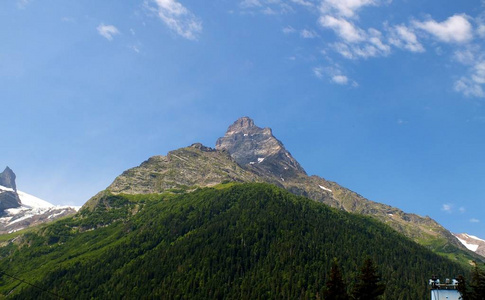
[320,0,379,19]
[146,0,202,40]
[235,0,485,97]
[442,203,452,213]
[282,26,296,34]
[459,207,466,213]
[413,14,473,44]
[239,0,294,15]
[470,218,480,223]
[290,0,314,8]
[300,29,318,39]
[240,0,262,8]
[17,0,31,9]
[388,25,425,53]
[97,24,120,41]
[455,77,485,98]
[313,65,357,86]
[319,15,366,43]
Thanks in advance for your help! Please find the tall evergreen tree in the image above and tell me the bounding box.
[352,258,386,300]
[469,262,485,300]
[324,258,350,300]
[457,275,470,300]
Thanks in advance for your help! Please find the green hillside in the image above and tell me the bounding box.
[0,183,467,299]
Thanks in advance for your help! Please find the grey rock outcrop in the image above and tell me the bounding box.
[0,167,17,191]
[216,117,306,180]
[0,167,21,212]
[0,190,21,212]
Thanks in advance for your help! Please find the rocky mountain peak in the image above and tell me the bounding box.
[216,117,306,179]
[0,166,17,191]
[0,167,21,212]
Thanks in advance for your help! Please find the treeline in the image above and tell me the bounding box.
[0,183,469,299]
[458,262,485,300]
[324,258,385,300]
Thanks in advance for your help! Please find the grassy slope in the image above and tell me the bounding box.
[0,183,468,299]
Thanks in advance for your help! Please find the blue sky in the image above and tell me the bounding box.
[1,0,484,238]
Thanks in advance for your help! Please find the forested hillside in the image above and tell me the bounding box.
[0,183,467,299]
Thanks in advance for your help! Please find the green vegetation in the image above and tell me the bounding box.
[0,183,469,299]
[458,262,485,300]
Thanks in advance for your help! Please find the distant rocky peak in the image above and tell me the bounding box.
[0,166,17,191]
[216,117,306,179]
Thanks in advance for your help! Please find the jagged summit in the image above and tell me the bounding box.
[0,166,21,212]
[216,117,306,179]
[0,166,17,191]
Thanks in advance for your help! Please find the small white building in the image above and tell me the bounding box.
[429,277,461,300]
[431,289,461,300]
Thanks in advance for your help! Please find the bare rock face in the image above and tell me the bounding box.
[216,117,306,180]
[454,233,485,258]
[0,167,79,234]
[0,167,17,191]
[0,167,21,211]
[0,190,22,211]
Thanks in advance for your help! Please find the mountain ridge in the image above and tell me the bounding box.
[84,117,483,261]
[0,167,79,234]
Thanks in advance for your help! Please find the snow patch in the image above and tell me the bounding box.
[48,210,66,219]
[17,190,54,208]
[318,185,332,192]
[8,227,24,234]
[281,177,285,182]
[388,213,394,216]
[456,236,479,252]
[244,133,248,137]
[258,157,265,163]
[249,162,255,165]
[464,234,485,243]
[0,185,15,192]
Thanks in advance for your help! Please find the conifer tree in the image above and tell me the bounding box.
[457,275,469,300]
[324,259,349,300]
[352,258,385,300]
[469,262,485,300]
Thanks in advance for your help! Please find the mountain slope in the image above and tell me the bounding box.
[0,167,79,234]
[0,184,467,299]
[86,117,480,262]
[454,233,485,257]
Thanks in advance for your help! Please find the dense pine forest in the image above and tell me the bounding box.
[0,183,470,299]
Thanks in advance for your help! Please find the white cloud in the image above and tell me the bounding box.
[262,7,277,15]
[441,203,452,213]
[300,29,318,38]
[388,25,425,53]
[147,0,202,40]
[459,207,466,213]
[413,14,473,44]
[454,48,477,65]
[332,75,349,84]
[319,15,366,43]
[470,218,480,223]
[240,0,262,8]
[97,24,120,41]
[282,26,296,34]
[320,0,378,18]
[472,61,485,84]
[332,43,355,59]
[454,77,485,98]
[313,67,324,79]
[17,0,31,9]
[477,24,485,38]
[314,65,357,86]
[290,0,314,7]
